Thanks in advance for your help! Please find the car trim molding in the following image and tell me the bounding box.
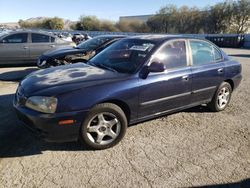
[140,86,217,106]
[192,86,217,94]
[140,92,192,106]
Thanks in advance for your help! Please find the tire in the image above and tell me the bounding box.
[79,103,127,150]
[208,82,232,112]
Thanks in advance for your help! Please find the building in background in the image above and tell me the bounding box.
[119,15,155,23]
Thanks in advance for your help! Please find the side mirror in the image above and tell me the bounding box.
[139,62,165,79]
[148,62,165,73]
[1,39,6,43]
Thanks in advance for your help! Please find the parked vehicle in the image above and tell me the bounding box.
[37,35,125,68]
[0,31,75,65]
[14,35,242,149]
[72,33,92,45]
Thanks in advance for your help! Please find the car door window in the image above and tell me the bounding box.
[3,33,28,43]
[190,40,215,66]
[31,33,50,43]
[153,40,187,69]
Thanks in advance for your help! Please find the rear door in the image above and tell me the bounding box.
[0,33,29,64]
[29,33,56,61]
[189,39,225,104]
[138,39,192,119]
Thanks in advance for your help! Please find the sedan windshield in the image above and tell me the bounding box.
[76,36,112,51]
[88,39,156,74]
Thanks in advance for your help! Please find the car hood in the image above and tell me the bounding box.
[20,63,122,95]
[42,47,86,58]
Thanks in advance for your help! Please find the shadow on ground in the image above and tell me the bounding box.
[229,54,250,58]
[0,68,39,81]
[194,178,250,188]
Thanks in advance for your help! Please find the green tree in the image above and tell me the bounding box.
[75,16,101,31]
[99,20,118,32]
[18,17,64,30]
[46,17,64,30]
[206,1,234,33]
[115,20,150,32]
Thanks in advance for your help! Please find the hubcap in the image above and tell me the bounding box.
[217,87,230,109]
[86,112,121,145]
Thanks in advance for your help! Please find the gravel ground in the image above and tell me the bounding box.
[0,48,249,188]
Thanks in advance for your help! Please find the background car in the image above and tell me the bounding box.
[37,35,125,68]
[72,33,92,45]
[0,31,75,65]
[14,35,242,150]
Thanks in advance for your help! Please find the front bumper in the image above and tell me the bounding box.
[14,103,88,142]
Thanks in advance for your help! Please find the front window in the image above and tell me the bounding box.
[76,36,112,51]
[153,40,187,69]
[88,39,156,74]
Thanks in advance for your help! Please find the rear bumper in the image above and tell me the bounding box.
[14,103,88,142]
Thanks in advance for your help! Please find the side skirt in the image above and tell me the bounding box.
[129,100,211,125]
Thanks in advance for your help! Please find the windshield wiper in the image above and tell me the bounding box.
[96,63,117,72]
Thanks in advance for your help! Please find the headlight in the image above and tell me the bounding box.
[25,96,57,113]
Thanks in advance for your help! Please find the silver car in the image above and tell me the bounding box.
[0,31,75,65]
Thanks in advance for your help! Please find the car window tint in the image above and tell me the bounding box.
[31,33,50,43]
[214,47,222,61]
[190,40,214,66]
[154,40,187,69]
[3,33,28,43]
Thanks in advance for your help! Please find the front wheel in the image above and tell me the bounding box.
[208,82,232,112]
[79,103,127,150]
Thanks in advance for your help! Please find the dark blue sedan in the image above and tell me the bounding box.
[14,35,242,149]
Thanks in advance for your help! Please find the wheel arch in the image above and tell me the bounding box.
[99,99,131,123]
[224,79,234,91]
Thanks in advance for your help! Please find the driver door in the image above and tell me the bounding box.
[138,39,192,120]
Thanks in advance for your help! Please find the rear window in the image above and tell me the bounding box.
[31,33,50,43]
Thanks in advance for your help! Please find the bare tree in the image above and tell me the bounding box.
[231,0,250,34]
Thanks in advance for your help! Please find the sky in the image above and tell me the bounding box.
[0,0,224,23]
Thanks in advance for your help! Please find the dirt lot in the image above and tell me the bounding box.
[0,48,249,188]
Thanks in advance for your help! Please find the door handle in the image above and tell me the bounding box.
[23,46,29,49]
[182,75,189,81]
[217,68,224,73]
[50,45,55,48]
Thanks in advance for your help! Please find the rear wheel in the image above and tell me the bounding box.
[208,82,232,112]
[80,103,127,150]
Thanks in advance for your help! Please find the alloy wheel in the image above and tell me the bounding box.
[217,87,230,109]
[86,112,121,145]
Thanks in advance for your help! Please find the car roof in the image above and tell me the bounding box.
[128,34,204,43]
[94,35,126,39]
[1,30,57,38]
